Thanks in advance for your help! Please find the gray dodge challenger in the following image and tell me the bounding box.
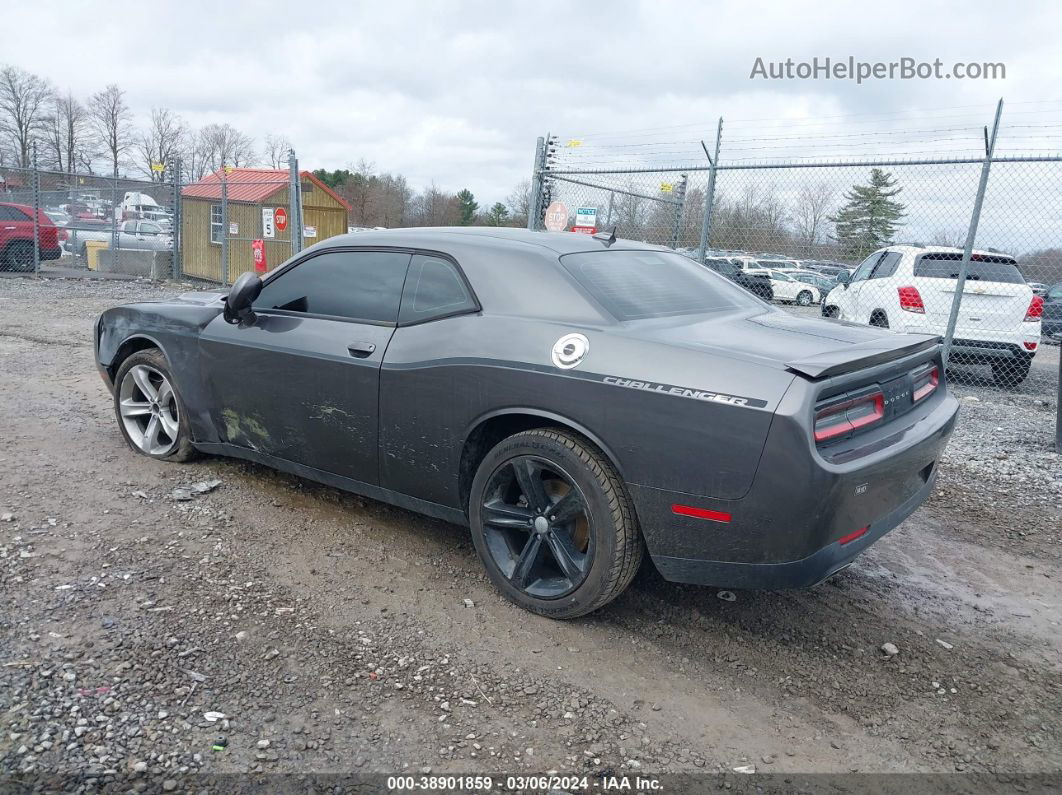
[95,227,959,618]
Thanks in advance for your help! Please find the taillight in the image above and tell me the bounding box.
[814,391,885,442]
[1024,341,1038,351]
[1024,294,1044,321]
[912,365,939,402]
[897,286,925,313]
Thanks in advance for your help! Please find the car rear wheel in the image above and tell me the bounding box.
[113,349,196,462]
[796,290,813,306]
[469,428,643,619]
[1,242,34,272]
[991,359,1031,388]
[869,311,890,328]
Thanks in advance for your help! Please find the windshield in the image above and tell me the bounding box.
[560,249,761,321]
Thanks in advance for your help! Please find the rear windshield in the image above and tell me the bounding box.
[560,250,759,321]
[914,252,1024,284]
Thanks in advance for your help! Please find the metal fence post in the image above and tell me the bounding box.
[698,117,723,263]
[288,149,303,255]
[527,136,546,231]
[110,175,119,272]
[942,99,1004,365]
[220,170,230,284]
[31,147,41,275]
[669,174,688,248]
[171,158,181,280]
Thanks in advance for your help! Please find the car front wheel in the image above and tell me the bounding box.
[469,428,643,619]
[113,349,196,461]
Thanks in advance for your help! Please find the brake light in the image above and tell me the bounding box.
[897,286,925,313]
[912,365,939,402]
[814,391,885,442]
[1025,294,1044,321]
[1024,341,1038,351]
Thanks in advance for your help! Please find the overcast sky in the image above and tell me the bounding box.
[7,0,1062,206]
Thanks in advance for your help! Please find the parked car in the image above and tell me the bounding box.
[748,267,822,305]
[1042,282,1062,339]
[1026,281,1048,296]
[71,220,172,257]
[96,227,958,618]
[782,269,839,299]
[703,256,773,300]
[0,201,62,272]
[821,246,1041,387]
[807,262,854,280]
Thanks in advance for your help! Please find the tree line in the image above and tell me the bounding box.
[0,64,285,182]
[313,162,532,229]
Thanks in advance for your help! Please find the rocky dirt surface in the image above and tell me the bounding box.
[1,275,1060,790]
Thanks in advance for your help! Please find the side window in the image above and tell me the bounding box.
[0,205,30,221]
[399,254,477,324]
[850,252,883,282]
[257,250,411,323]
[210,205,223,244]
[870,252,901,279]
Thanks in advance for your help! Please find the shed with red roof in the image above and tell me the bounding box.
[180,168,350,283]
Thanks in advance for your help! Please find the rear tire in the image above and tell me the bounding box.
[822,305,839,319]
[469,428,643,619]
[992,359,1031,388]
[1,242,34,272]
[869,311,890,328]
[796,290,813,306]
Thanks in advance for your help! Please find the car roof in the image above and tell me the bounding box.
[882,244,1015,259]
[312,226,671,257]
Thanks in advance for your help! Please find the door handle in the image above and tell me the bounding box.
[347,341,376,358]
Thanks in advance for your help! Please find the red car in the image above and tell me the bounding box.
[0,201,62,272]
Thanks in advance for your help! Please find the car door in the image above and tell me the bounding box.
[770,270,797,300]
[199,248,412,486]
[839,252,882,321]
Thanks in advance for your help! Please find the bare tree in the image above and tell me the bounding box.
[136,107,186,181]
[791,182,835,257]
[263,134,292,169]
[199,123,257,172]
[44,91,92,174]
[505,179,531,227]
[0,65,54,167]
[88,84,133,177]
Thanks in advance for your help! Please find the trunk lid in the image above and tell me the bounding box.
[631,308,940,378]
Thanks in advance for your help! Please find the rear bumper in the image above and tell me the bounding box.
[630,388,959,590]
[651,469,936,588]
[948,338,1035,362]
[41,245,62,261]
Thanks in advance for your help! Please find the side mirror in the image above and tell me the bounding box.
[838,273,851,288]
[224,271,263,325]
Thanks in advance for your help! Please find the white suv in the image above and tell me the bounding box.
[822,245,1043,387]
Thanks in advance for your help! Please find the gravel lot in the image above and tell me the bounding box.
[1,274,1060,788]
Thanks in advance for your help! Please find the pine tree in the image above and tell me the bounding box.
[484,202,509,226]
[829,169,906,260]
[457,189,478,225]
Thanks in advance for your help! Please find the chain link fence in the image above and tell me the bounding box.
[528,109,1061,405]
[0,150,310,286]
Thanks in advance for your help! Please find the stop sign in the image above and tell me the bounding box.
[275,207,288,231]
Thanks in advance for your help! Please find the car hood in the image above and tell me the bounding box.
[630,309,940,379]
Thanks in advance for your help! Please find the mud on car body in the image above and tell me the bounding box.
[96,227,959,618]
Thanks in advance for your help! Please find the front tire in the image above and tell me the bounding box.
[112,349,196,462]
[469,429,643,619]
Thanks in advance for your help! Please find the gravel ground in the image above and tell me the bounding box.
[1,274,1060,789]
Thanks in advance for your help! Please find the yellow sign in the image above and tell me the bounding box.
[151,162,165,173]
[660,182,674,193]
[566,139,583,148]
[224,166,234,174]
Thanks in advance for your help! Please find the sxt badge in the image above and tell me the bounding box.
[552,333,589,370]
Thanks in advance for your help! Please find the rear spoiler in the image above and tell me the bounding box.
[786,335,940,379]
